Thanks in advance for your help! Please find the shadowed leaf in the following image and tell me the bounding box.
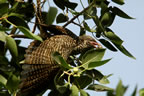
[74,76,92,89]
[99,39,117,51]
[112,0,125,5]
[56,13,68,23]
[110,7,134,19]
[87,84,113,91]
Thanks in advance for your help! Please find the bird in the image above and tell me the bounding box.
[18,25,100,96]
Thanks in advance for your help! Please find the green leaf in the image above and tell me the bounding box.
[100,12,116,27]
[87,59,111,69]
[104,31,123,45]
[8,13,24,18]
[139,88,144,96]
[86,69,105,81]
[79,27,86,36]
[6,36,18,58]
[52,52,72,69]
[83,21,96,32]
[99,75,111,84]
[84,6,97,20]
[0,32,6,42]
[54,0,77,10]
[116,80,128,96]
[74,76,92,89]
[56,83,69,94]
[18,26,43,41]
[56,13,68,23]
[87,84,113,91]
[81,49,106,69]
[110,7,134,19]
[131,86,137,96]
[7,16,29,29]
[0,3,9,16]
[46,7,58,25]
[0,74,7,86]
[70,85,79,96]
[0,26,11,31]
[114,44,136,59]
[99,39,117,51]
[53,0,65,10]
[80,89,88,96]
[6,74,20,93]
[64,1,78,10]
[112,0,125,5]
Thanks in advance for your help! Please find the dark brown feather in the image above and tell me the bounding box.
[19,33,97,95]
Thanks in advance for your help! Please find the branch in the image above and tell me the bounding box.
[11,34,29,39]
[63,0,96,28]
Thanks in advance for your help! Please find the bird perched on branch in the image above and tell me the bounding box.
[18,25,100,96]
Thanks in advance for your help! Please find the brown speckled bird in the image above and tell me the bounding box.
[19,25,99,96]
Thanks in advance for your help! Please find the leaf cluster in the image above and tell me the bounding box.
[0,0,136,96]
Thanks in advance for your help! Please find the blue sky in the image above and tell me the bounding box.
[21,0,144,96]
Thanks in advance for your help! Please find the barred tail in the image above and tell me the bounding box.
[18,64,59,96]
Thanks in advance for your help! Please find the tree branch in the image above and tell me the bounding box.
[63,0,96,28]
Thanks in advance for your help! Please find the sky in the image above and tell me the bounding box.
[21,0,144,96]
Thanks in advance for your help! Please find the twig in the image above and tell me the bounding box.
[72,21,83,28]
[63,0,96,28]
[10,34,28,38]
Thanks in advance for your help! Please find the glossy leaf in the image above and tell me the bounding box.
[131,86,137,96]
[83,21,96,32]
[56,83,69,94]
[104,31,123,45]
[116,80,128,96]
[139,88,144,96]
[114,44,136,59]
[80,89,88,96]
[84,6,97,20]
[100,12,116,27]
[110,7,134,19]
[6,36,18,58]
[0,32,6,42]
[52,52,72,69]
[18,26,43,41]
[56,13,68,23]
[99,39,117,51]
[74,76,92,89]
[46,7,58,25]
[87,84,113,91]
[86,69,110,84]
[81,49,106,69]
[0,74,7,85]
[112,0,125,5]
[6,74,20,93]
[70,85,79,96]
[87,59,111,69]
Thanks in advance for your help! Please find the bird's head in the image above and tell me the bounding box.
[72,35,102,54]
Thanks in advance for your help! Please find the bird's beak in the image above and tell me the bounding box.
[90,41,102,48]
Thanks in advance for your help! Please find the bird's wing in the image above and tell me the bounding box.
[19,35,76,95]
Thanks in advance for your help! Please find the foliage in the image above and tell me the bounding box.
[0,0,137,96]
